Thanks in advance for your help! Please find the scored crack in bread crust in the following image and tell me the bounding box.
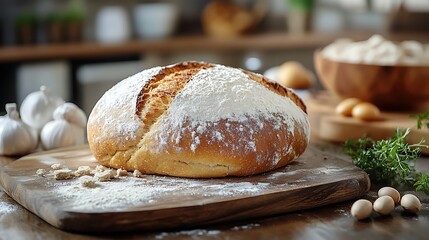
[136,62,215,135]
[87,61,310,178]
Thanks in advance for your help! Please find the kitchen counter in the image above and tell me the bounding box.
[1,141,428,240]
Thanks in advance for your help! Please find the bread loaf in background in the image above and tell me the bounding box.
[87,61,310,178]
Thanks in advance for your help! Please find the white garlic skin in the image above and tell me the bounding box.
[373,196,395,215]
[351,199,372,220]
[0,103,38,156]
[53,103,87,128]
[378,187,401,204]
[401,194,421,214]
[20,86,64,130]
[41,120,84,150]
[40,102,87,150]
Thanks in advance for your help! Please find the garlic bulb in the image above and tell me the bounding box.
[20,86,64,130]
[53,103,87,128]
[40,103,86,150]
[41,120,84,150]
[0,103,38,156]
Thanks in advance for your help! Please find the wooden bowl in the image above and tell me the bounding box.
[314,50,429,110]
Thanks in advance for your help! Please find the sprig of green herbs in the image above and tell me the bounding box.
[415,172,429,195]
[410,110,429,129]
[344,128,429,195]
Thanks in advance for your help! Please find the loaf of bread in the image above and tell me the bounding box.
[202,0,254,38]
[87,62,310,178]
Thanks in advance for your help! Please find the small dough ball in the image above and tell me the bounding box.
[373,196,395,215]
[52,169,73,180]
[74,166,92,177]
[80,176,97,188]
[351,199,372,220]
[401,194,421,214]
[36,169,47,177]
[94,169,115,181]
[51,163,62,170]
[95,165,107,172]
[116,168,128,177]
[351,102,380,121]
[378,187,400,204]
[133,170,143,178]
[335,98,362,117]
[277,61,314,89]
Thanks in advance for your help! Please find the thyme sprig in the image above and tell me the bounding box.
[415,172,429,195]
[344,128,429,195]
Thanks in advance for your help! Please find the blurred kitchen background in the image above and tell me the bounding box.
[0,0,428,115]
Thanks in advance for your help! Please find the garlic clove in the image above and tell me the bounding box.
[401,194,421,214]
[0,103,38,156]
[378,187,401,204]
[351,199,373,220]
[20,86,64,130]
[53,103,87,128]
[373,195,395,215]
[41,119,84,150]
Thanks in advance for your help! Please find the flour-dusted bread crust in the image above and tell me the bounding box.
[87,62,310,178]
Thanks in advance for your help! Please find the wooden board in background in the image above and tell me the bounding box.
[307,91,429,154]
[0,145,369,234]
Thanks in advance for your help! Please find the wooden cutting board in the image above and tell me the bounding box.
[0,144,369,234]
[307,91,429,154]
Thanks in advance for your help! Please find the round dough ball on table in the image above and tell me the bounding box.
[87,61,310,178]
[277,61,315,89]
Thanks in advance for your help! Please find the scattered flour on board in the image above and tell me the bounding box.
[0,201,18,214]
[266,166,356,180]
[231,223,261,231]
[51,176,271,211]
[315,166,357,175]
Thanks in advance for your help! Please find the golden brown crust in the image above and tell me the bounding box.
[96,117,308,178]
[87,61,309,178]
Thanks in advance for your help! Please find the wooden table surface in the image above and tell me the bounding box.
[1,141,428,240]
